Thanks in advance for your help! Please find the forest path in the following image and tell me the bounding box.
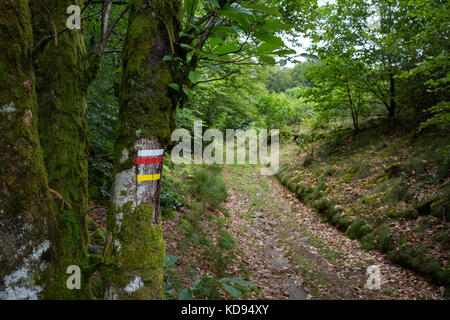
[223,164,444,300]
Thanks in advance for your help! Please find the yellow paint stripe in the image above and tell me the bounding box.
[137,174,161,182]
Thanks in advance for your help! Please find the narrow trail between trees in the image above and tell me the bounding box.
[223,164,444,300]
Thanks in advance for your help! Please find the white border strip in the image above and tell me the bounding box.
[137,149,164,157]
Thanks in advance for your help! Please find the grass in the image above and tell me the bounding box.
[162,163,247,300]
[189,166,228,209]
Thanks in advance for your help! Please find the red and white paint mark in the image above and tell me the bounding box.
[135,149,164,182]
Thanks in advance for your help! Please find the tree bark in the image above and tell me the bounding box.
[30,0,93,299]
[103,0,182,300]
[388,72,396,118]
[0,0,58,300]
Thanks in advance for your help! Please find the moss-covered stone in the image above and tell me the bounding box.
[416,198,435,216]
[86,215,98,232]
[384,163,404,178]
[92,229,105,245]
[386,203,416,219]
[388,245,450,287]
[89,254,104,265]
[342,173,354,182]
[430,198,450,220]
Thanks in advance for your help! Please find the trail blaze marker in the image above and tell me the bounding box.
[135,149,164,182]
[137,149,164,157]
[135,156,163,165]
[137,174,161,182]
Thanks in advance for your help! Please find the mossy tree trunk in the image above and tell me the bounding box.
[30,0,95,299]
[104,0,182,300]
[0,0,58,300]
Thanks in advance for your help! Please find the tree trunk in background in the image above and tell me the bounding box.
[30,0,94,298]
[0,1,58,300]
[388,73,396,118]
[103,0,182,300]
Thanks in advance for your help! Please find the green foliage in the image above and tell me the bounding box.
[346,219,371,240]
[389,245,450,287]
[189,167,228,209]
[177,275,255,300]
[254,92,295,129]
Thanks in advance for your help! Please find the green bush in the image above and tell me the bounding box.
[361,232,377,250]
[347,219,371,240]
[190,167,228,209]
[375,226,396,253]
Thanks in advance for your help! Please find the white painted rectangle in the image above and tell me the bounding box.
[137,149,164,157]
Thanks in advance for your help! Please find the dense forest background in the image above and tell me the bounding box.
[0,0,448,300]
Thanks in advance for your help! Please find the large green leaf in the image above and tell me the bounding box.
[165,255,179,267]
[242,4,283,17]
[178,288,193,300]
[184,0,199,20]
[253,32,285,47]
[211,26,240,36]
[222,284,242,298]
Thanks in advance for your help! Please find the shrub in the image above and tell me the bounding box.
[347,219,371,240]
[190,167,228,209]
[384,183,410,205]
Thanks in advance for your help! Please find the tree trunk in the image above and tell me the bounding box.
[346,86,359,133]
[103,0,182,300]
[30,0,94,298]
[388,73,396,118]
[0,0,58,300]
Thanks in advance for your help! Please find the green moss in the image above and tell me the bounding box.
[29,0,93,299]
[0,1,90,300]
[104,203,165,299]
[384,182,410,205]
[430,198,450,220]
[384,163,404,178]
[363,193,380,205]
[342,173,354,182]
[360,225,395,253]
[114,0,182,172]
[296,185,313,201]
[92,229,105,245]
[89,254,104,265]
[416,199,434,216]
[86,215,98,231]
[386,203,416,219]
[388,245,450,287]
